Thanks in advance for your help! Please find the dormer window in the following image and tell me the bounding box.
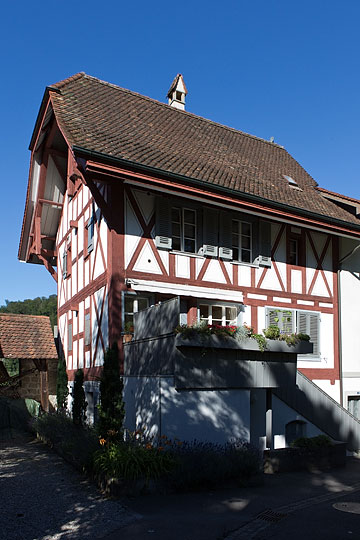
[176,91,182,102]
[283,174,303,191]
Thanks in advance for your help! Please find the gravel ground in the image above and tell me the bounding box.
[0,432,139,540]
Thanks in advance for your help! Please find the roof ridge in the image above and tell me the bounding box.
[0,313,50,319]
[58,72,286,150]
[49,72,86,90]
[317,187,360,204]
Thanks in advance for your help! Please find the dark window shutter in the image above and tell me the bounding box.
[203,208,219,257]
[251,218,259,263]
[62,250,67,280]
[260,220,271,258]
[155,197,172,250]
[87,216,95,253]
[309,313,320,356]
[298,311,320,358]
[219,212,233,259]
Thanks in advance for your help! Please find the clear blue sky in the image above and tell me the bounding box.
[1,0,360,306]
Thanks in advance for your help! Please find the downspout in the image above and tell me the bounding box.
[338,243,360,407]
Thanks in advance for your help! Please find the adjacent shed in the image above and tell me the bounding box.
[0,314,58,410]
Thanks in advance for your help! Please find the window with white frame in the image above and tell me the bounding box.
[232,220,252,263]
[171,207,196,253]
[265,307,320,359]
[124,294,150,331]
[199,303,241,326]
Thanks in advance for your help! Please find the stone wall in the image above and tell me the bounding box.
[18,359,41,401]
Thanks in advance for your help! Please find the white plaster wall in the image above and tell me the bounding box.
[176,254,190,278]
[312,379,340,402]
[272,395,326,449]
[124,377,250,444]
[78,338,84,369]
[160,378,250,443]
[340,269,360,374]
[123,377,160,439]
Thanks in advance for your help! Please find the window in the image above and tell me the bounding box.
[232,220,252,263]
[84,313,91,346]
[265,307,320,359]
[172,207,196,253]
[199,303,241,326]
[85,213,95,256]
[124,294,150,331]
[62,244,71,279]
[155,196,271,264]
[348,396,360,419]
[285,420,306,446]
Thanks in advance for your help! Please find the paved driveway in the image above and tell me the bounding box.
[0,433,138,540]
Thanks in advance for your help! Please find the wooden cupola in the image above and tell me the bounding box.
[167,74,188,110]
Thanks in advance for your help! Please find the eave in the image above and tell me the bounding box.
[73,145,360,240]
[19,92,67,280]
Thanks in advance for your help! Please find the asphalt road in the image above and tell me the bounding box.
[2,432,360,540]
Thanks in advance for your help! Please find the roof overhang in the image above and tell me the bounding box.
[73,145,360,241]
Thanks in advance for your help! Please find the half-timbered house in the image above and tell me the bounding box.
[18,73,360,447]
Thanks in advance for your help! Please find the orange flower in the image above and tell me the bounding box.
[146,443,153,450]
[99,438,106,446]
[158,446,164,451]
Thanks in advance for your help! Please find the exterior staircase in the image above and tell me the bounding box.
[274,370,360,452]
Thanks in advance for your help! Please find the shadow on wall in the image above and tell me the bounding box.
[274,372,360,452]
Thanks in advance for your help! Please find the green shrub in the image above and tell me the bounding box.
[56,358,68,413]
[32,413,98,471]
[72,369,87,426]
[166,439,261,491]
[263,326,280,340]
[291,434,333,448]
[93,442,176,483]
[97,343,125,440]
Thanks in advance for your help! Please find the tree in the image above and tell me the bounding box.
[56,358,68,413]
[72,369,87,426]
[97,343,125,439]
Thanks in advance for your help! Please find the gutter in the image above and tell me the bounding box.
[72,145,360,236]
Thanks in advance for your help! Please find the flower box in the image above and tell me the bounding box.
[175,334,313,355]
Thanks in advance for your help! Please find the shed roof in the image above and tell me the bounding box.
[0,314,57,360]
[37,72,359,226]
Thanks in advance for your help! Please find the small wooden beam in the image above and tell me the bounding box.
[37,253,58,283]
[39,198,63,208]
[34,216,41,255]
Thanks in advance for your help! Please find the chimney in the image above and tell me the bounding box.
[167,74,187,110]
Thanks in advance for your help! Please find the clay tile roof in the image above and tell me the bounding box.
[0,314,57,360]
[47,72,359,226]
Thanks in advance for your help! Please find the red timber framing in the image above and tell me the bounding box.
[25,115,68,282]
[81,161,343,384]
